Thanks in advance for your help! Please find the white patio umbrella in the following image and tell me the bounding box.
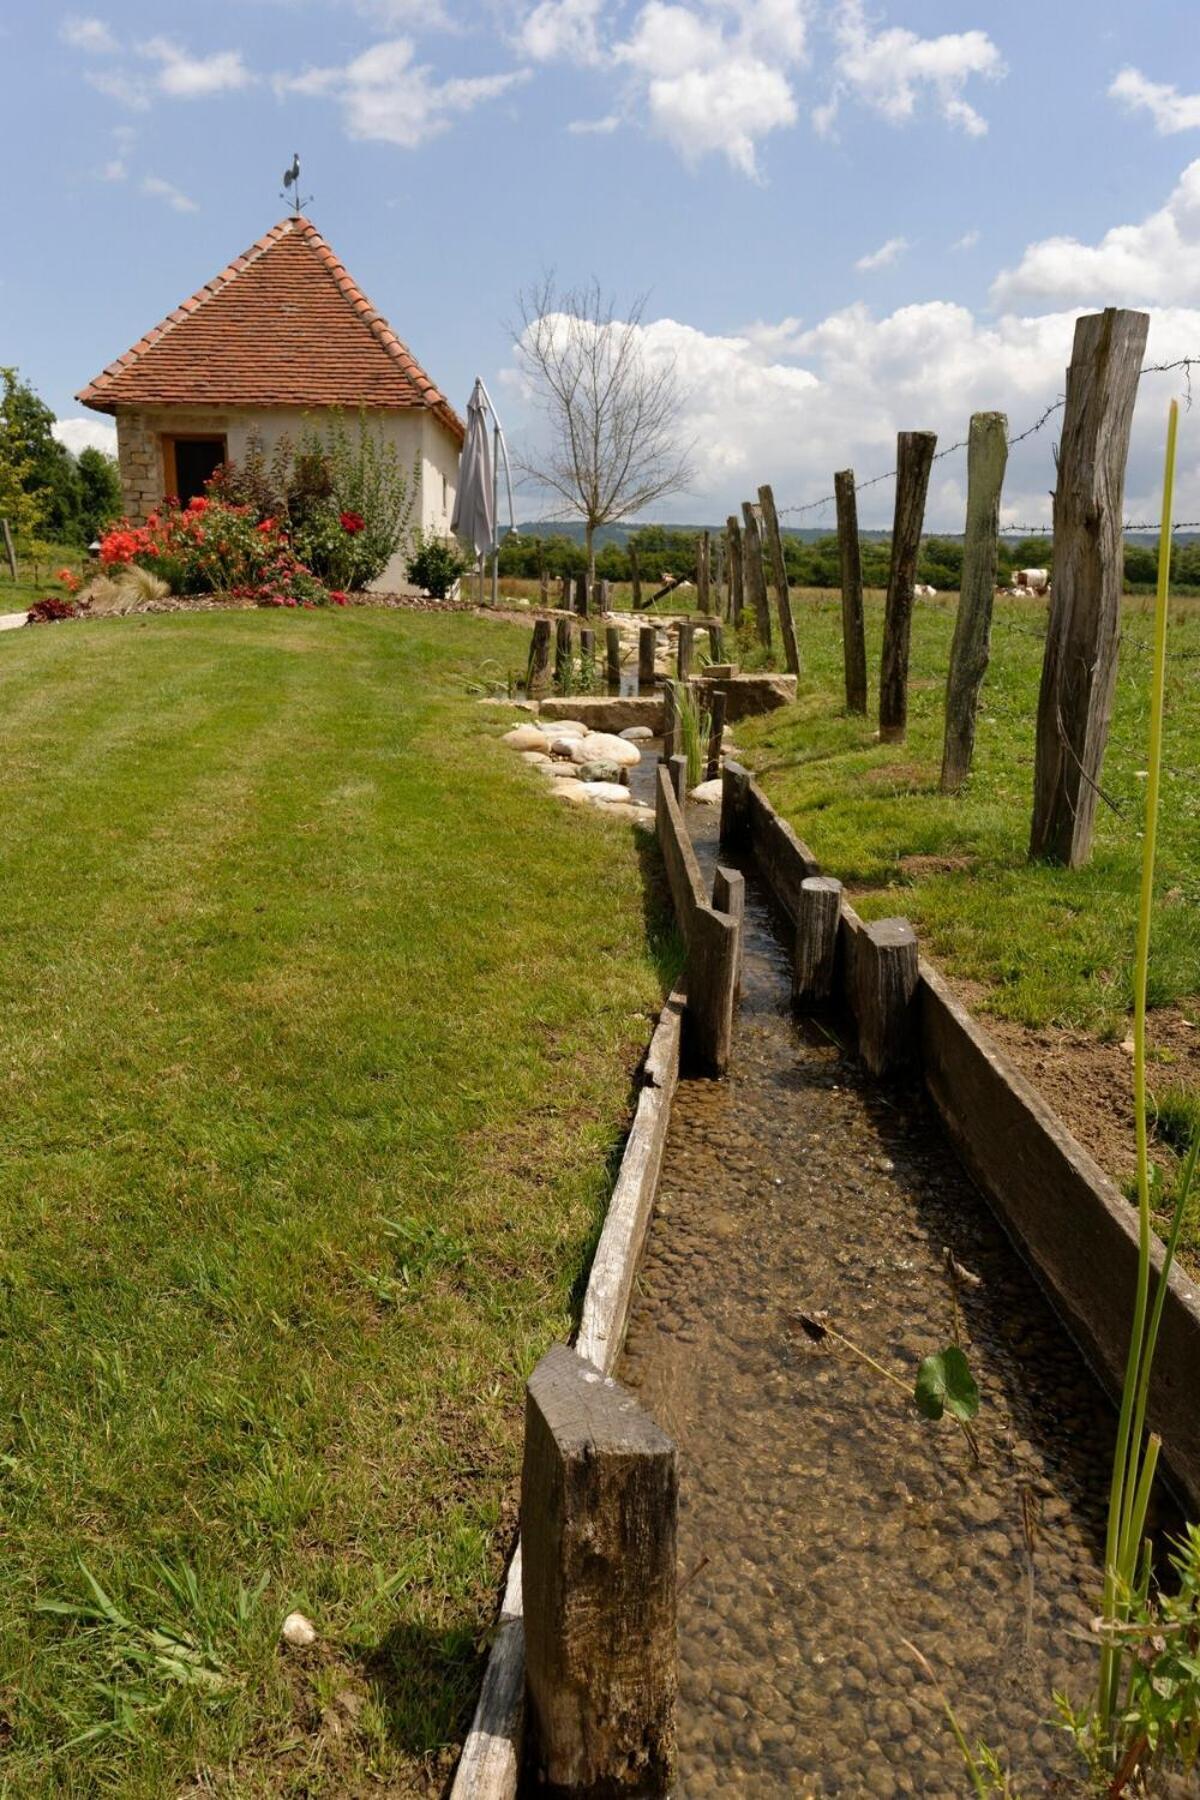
[451,377,516,604]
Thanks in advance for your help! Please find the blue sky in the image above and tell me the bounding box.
[3,0,1199,527]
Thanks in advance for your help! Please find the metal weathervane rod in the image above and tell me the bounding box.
[280,153,313,216]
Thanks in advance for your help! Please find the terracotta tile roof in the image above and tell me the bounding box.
[77,216,464,444]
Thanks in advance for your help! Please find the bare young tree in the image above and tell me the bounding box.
[510,277,694,580]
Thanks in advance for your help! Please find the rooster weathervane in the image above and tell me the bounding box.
[280,153,313,216]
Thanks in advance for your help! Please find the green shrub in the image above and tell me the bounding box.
[407,534,469,599]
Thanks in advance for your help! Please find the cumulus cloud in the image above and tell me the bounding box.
[142,39,254,98]
[819,0,1003,138]
[59,14,117,53]
[141,174,199,212]
[519,0,606,65]
[1110,67,1200,136]
[856,234,908,271]
[992,158,1200,308]
[277,39,528,148]
[52,417,119,458]
[952,228,980,252]
[504,291,1200,531]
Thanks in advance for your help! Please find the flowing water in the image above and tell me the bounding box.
[618,793,1125,1797]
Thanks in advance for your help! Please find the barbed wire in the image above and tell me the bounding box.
[777,355,1200,522]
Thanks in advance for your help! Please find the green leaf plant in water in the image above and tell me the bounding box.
[914,1345,980,1426]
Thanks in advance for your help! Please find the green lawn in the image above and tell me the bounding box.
[0,609,673,1794]
[738,590,1200,1037]
[0,544,91,613]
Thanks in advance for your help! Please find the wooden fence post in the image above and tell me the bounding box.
[713,535,725,613]
[677,620,694,680]
[580,628,595,674]
[696,531,711,615]
[669,752,688,804]
[834,470,868,715]
[705,688,726,780]
[573,573,588,617]
[852,918,919,1076]
[726,516,743,626]
[662,680,680,761]
[1030,308,1149,866]
[879,431,937,743]
[539,565,550,609]
[560,576,572,611]
[758,484,800,675]
[629,544,642,612]
[527,619,552,693]
[720,760,751,850]
[794,876,842,1005]
[638,625,657,687]
[940,413,1009,793]
[555,618,573,689]
[522,1344,677,1798]
[708,621,723,663]
[741,503,773,648]
[606,625,622,688]
[712,864,745,996]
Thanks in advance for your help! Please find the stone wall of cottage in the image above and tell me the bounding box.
[111,404,460,591]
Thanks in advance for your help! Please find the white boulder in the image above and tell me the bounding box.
[281,1611,318,1649]
[570,732,641,768]
[583,782,637,804]
[503,725,550,753]
[620,726,654,741]
[521,750,553,767]
[689,779,723,805]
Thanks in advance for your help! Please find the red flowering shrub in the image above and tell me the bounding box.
[99,497,330,607]
[339,511,365,534]
[29,597,78,623]
[56,567,81,594]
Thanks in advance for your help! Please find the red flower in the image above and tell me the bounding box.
[329,590,348,607]
[56,567,81,593]
[186,496,210,515]
[339,511,365,535]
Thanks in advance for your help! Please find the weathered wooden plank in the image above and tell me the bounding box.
[449,1548,525,1799]
[554,617,572,688]
[879,431,937,743]
[668,752,688,805]
[726,515,744,626]
[696,529,711,615]
[661,679,680,762]
[523,1346,677,1797]
[605,625,621,687]
[677,619,694,680]
[526,620,551,694]
[712,865,745,996]
[655,766,739,1073]
[758,483,800,675]
[1030,308,1149,866]
[638,625,657,687]
[705,688,726,782]
[834,469,867,715]
[741,502,773,648]
[850,917,919,1076]
[940,413,1009,793]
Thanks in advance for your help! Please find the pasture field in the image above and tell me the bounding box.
[0,608,673,1795]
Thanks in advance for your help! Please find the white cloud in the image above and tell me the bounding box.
[142,39,254,98]
[86,68,150,110]
[277,39,528,148]
[141,174,199,213]
[992,158,1200,308]
[568,113,621,134]
[952,228,980,252]
[819,0,1002,139]
[59,14,117,53]
[99,124,135,181]
[519,0,606,65]
[52,417,119,458]
[1110,67,1200,136]
[856,234,908,271]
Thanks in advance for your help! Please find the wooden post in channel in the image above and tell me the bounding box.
[677,620,694,681]
[555,618,573,689]
[580,628,595,678]
[605,625,622,687]
[940,413,1009,793]
[527,619,552,693]
[638,625,657,687]
[794,876,843,1005]
[629,543,643,611]
[668,753,688,804]
[713,535,725,613]
[705,689,727,780]
[559,576,572,611]
[712,863,745,995]
[539,563,550,609]
[758,484,801,675]
[522,1344,677,1798]
[852,918,919,1077]
[696,531,712,615]
[573,573,588,617]
[708,621,724,663]
[662,681,680,761]
[741,503,773,649]
[834,470,868,715]
[726,516,744,625]
[879,431,937,743]
[1030,308,1149,866]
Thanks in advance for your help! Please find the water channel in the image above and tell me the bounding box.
[617,785,1129,1797]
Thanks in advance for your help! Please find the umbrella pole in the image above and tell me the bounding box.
[490,420,500,609]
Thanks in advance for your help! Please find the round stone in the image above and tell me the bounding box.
[570,731,640,767]
[584,781,637,804]
[502,725,549,752]
[620,725,654,740]
[689,778,723,804]
[520,750,553,766]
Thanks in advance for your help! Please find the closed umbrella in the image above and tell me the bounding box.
[451,378,495,563]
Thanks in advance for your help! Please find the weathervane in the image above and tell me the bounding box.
[280,152,313,217]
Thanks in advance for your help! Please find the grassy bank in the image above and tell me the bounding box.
[0,609,672,1794]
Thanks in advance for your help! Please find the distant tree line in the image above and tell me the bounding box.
[497,523,1200,595]
[1,368,123,552]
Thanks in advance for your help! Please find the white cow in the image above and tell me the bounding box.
[1013,567,1050,594]
[914,583,938,597]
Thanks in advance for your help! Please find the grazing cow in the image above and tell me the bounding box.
[914,583,938,597]
[1013,567,1049,594]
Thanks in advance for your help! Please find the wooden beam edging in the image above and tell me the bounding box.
[718,760,1200,1515]
[655,766,739,1074]
[449,990,685,1800]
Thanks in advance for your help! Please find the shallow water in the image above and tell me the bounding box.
[618,798,1122,1798]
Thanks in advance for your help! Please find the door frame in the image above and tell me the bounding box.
[160,432,228,504]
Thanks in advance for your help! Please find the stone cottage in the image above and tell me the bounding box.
[77,215,464,590]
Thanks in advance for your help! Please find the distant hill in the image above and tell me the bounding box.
[514,518,1193,548]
